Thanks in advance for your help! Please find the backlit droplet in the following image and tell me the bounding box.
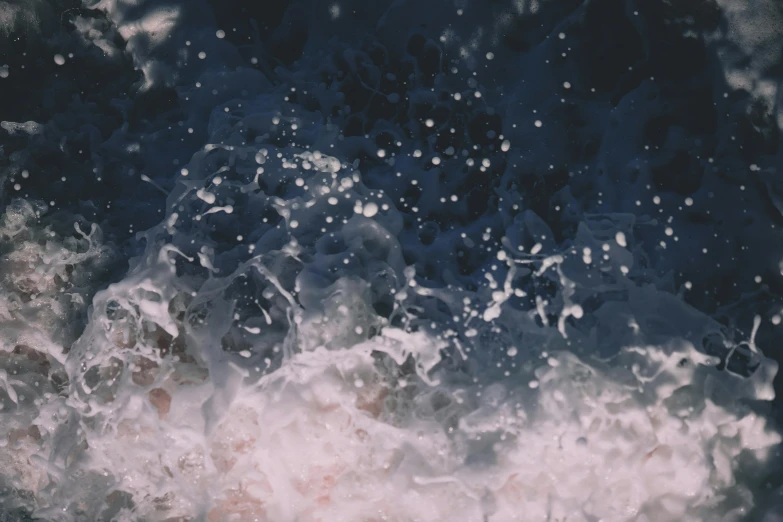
[362,202,379,218]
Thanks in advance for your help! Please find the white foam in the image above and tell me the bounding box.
[2,177,775,521]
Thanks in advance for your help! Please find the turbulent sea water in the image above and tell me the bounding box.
[1,0,783,520]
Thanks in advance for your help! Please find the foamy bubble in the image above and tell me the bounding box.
[362,202,379,218]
